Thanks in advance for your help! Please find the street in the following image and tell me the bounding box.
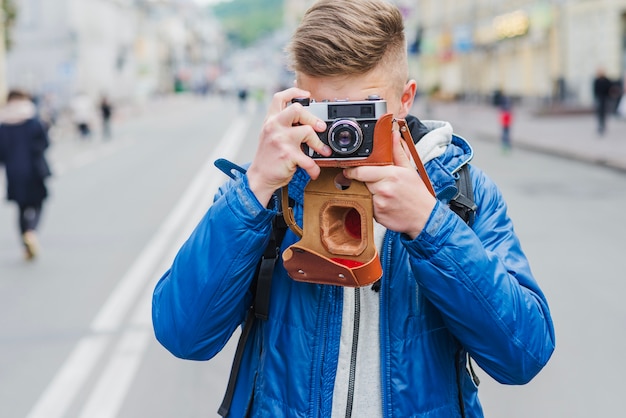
[438,104,626,418]
[1,93,625,417]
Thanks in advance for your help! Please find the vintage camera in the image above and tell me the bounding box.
[293,97,387,161]
[282,97,393,287]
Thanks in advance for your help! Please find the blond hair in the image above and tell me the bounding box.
[287,0,408,94]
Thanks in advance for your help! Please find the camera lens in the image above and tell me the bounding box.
[328,120,363,155]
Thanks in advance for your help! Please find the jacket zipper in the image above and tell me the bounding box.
[379,231,393,416]
[455,349,466,418]
[344,287,361,418]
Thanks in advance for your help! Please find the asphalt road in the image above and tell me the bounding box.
[453,120,626,418]
[0,94,624,417]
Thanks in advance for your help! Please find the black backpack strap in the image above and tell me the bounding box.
[449,164,477,227]
[254,190,288,321]
[217,184,289,417]
[218,307,255,416]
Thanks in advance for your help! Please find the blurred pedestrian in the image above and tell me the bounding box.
[99,95,113,140]
[492,88,504,108]
[499,96,513,152]
[0,89,51,260]
[70,92,96,140]
[237,87,248,112]
[593,68,613,135]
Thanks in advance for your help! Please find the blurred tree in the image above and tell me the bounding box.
[2,0,17,50]
[211,0,284,47]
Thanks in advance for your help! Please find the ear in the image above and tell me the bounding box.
[397,80,417,118]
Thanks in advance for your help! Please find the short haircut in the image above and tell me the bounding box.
[287,0,408,94]
[7,89,31,102]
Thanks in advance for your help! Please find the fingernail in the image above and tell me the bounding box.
[316,121,327,130]
[322,145,332,154]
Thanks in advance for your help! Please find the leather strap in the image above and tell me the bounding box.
[396,119,436,197]
[282,185,302,238]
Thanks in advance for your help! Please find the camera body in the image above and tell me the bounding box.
[294,97,387,161]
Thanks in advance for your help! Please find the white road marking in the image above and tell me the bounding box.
[78,292,152,418]
[26,116,251,418]
[24,334,111,418]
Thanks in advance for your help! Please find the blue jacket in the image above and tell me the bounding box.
[152,119,555,417]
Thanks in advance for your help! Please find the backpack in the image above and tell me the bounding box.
[214,158,476,416]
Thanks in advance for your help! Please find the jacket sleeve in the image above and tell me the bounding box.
[403,165,555,384]
[32,119,50,153]
[152,174,275,360]
[31,119,52,178]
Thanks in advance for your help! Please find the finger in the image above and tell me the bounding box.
[291,148,322,180]
[393,130,414,169]
[342,165,387,184]
[272,105,331,157]
[276,101,327,132]
[268,87,311,115]
[296,125,332,157]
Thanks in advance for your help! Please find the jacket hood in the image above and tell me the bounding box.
[417,118,474,200]
[0,99,37,125]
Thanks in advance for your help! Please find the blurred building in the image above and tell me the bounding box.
[284,0,626,107]
[0,8,7,103]
[5,0,223,107]
[134,0,225,99]
[414,0,626,107]
[6,0,137,105]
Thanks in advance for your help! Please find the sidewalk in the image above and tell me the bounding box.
[413,99,626,172]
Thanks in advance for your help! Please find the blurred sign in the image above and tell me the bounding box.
[438,29,454,62]
[493,10,530,40]
[454,26,473,53]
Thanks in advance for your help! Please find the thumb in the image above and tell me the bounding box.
[392,129,413,169]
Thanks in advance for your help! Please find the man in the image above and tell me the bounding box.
[152,1,555,416]
[593,67,613,135]
[99,94,113,140]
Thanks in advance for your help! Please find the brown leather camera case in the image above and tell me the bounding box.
[282,167,382,287]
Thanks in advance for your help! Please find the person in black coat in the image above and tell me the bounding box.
[0,89,51,260]
[99,95,113,140]
[593,68,614,135]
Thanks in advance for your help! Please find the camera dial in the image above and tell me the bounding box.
[328,119,363,155]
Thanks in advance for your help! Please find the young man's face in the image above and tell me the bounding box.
[296,67,415,118]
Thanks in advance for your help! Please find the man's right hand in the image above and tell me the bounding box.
[246,88,331,207]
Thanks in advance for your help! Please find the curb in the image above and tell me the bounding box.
[469,130,626,173]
